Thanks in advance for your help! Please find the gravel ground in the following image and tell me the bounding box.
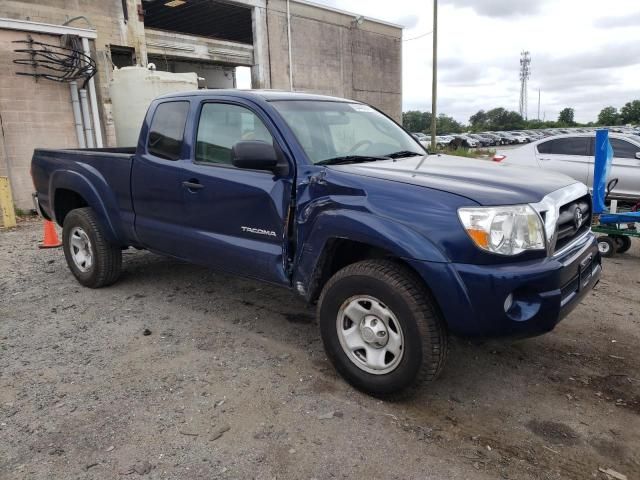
[1,219,639,480]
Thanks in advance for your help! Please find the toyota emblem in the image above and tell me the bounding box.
[574,207,583,229]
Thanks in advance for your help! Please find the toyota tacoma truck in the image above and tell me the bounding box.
[31,90,601,398]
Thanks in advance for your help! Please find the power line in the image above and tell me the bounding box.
[403,30,432,41]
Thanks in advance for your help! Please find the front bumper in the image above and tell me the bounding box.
[409,232,601,338]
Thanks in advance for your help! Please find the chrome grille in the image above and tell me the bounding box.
[554,195,591,253]
[530,183,592,256]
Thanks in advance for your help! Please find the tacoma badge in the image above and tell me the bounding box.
[241,226,277,237]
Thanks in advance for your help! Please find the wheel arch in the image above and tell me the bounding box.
[50,170,120,244]
[296,211,448,305]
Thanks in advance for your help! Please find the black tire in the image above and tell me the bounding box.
[317,259,448,399]
[62,207,122,288]
[597,236,616,258]
[611,235,632,254]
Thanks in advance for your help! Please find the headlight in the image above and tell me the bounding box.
[458,205,545,255]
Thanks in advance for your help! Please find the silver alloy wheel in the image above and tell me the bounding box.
[336,295,404,375]
[69,226,93,272]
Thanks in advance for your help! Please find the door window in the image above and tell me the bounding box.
[610,138,639,159]
[537,137,588,156]
[537,140,553,154]
[147,101,190,160]
[195,103,274,165]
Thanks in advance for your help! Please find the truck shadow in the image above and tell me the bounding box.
[117,248,318,332]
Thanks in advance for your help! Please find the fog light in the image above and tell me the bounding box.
[504,293,514,312]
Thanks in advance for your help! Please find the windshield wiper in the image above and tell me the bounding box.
[385,150,423,159]
[316,155,390,166]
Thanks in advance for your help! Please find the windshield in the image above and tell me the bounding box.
[271,100,424,164]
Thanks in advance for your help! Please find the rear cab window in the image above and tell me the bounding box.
[147,101,190,160]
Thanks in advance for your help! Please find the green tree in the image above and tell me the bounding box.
[402,110,425,132]
[597,106,619,126]
[620,100,640,124]
[483,108,525,131]
[436,114,463,134]
[525,119,558,129]
[558,108,575,126]
[469,110,488,131]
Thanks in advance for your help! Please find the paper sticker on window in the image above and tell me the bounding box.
[350,104,375,113]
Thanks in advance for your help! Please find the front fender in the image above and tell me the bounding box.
[50,169,123,245]
[293,209,448,297]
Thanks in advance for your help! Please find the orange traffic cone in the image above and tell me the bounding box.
[39,219,62,249]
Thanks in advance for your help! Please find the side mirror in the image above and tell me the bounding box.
[231,141,286,174]
[635,152,640,160]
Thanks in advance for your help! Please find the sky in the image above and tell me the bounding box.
[241,0,640,124]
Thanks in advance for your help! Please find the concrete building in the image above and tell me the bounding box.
[0,0,402,209]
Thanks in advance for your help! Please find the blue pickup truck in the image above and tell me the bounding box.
[31,90,601,397]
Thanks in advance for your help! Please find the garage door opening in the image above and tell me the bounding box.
[142,0,253,44]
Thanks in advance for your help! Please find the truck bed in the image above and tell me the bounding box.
[31,147,137,244]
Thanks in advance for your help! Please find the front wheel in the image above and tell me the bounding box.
[62,207,122,288]
[597,236,616,258]
[318,260,448,399]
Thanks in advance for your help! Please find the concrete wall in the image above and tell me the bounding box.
[1,0,146,149]
[265,0,402,121]
[144,28,254,67]
[0,30,79,209]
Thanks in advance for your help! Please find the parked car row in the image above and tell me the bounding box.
[412,134,479,149]
[412,126,640,149]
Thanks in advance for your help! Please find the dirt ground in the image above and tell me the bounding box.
[1,218,639,480]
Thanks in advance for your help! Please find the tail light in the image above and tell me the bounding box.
[492,154,506,162]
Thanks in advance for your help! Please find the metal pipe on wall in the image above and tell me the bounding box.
[81,37,103,148]
[79,89,95,148]
[69,81,86,148]
[286,0,294,91]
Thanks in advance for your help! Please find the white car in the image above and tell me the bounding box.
[499,133,640,202]
[412,132,428,142]
[436,135,455,147]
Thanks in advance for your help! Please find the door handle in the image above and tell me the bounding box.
[539,157,551,161]
[182,180,204,191]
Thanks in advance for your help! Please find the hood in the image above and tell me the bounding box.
[330,154,577,205]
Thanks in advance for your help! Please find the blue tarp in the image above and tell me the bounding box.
[592,129,640,223]
[592,129,613,214]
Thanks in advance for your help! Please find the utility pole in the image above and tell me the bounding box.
[537,89,541,121]
[430,0,438,150]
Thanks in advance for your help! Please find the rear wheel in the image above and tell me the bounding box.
[318,259,448,399]
[62,207,122,288]
[611,235,632,254]
[597,236,616,258]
